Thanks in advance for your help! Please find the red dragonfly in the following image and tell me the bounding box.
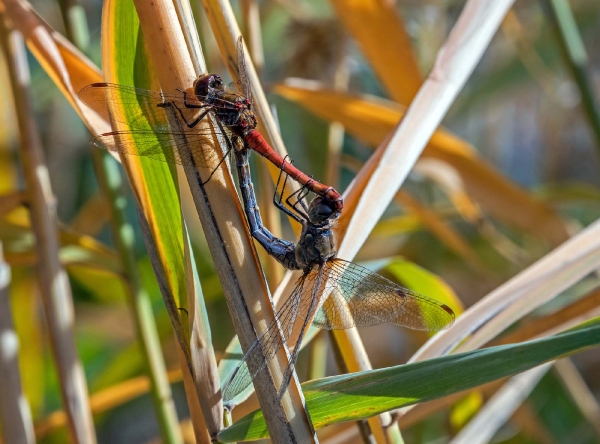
[78,37,343,212]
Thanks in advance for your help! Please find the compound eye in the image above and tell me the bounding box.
[308,197,336,224]
[194,76,211,97]
[212,76,223,88]
[194,74,222,97]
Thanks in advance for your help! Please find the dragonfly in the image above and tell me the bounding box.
[78,37,343,212]
[223,144,456,404]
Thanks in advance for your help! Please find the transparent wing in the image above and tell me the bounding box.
[90,130,228,167]
[236,36,252,101]
[78,82,243,132]
[223,269,323,403]
[80,83,195,131]
[313,259,455,331]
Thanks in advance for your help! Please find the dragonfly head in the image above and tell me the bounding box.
[307,196,339,225]
[194,74,224,98]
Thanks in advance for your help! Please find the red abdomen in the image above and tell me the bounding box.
[244,130,343,212]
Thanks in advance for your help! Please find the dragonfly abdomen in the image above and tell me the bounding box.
[244,130,344,212]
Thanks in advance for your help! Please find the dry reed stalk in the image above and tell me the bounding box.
[131,0,316,441]
[0,14,96,444]
[0,242,35,444]
[451,363,553,444]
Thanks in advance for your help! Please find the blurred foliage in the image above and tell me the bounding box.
[0,0,600,443]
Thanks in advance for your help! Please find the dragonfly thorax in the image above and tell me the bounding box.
[295,222,336,270]
[212,97,256,135]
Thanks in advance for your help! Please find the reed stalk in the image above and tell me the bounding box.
[130,1,315,441]
[0,242,35,444]
[542,0,600,153]
[0,14,96,444]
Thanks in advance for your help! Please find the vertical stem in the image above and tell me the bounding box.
[58,3,183,442]
[325,51,349,189]
[240,0,263,78]
[328,331,377,444]
[542,0,600,152]
[0,243,35,444]
[0,16,96,444]
[134,0,317,443]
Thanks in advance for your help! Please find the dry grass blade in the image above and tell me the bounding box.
[0,243,35,444]
[411,219,600,371]
[492,286,600,347]
[0,0,105,134]
[240,0,264,76]
[554,359,600,437]
[456,222,600,354]
[201,0,285,156]
[451,363,553,444]
[0,191,27,217]
[396,190,481,266]
[329,0,421,104]
[201,0,304,208]
[412,159,482,224]
[0,16,96,443]
[34,369,184,439]
[337,153,481,268]
[69,192,109,237]
[333,0,525,257]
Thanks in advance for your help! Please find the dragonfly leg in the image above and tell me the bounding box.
[273,158,308,223]
[286,182,311,216]
[171,102,214,129]
[178,88,209,109]
[198,118,235,185]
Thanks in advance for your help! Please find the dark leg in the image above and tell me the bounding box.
[198,126,233,186]
[157,101,213,128]
[273,157,308,223]
[286,183,311,216]
[178,88,205,109]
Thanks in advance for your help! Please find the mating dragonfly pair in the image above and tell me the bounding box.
[79,37,455,405]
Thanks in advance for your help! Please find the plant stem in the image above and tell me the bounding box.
[543,0,600,153]
[0,16,96,444]
[0,242,35,444]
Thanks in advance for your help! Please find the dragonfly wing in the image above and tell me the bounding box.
[313,259,455,332]
[236,36,252,101]
[79,83,187,131]
[90,131,223,167]
[223,270,319,403]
